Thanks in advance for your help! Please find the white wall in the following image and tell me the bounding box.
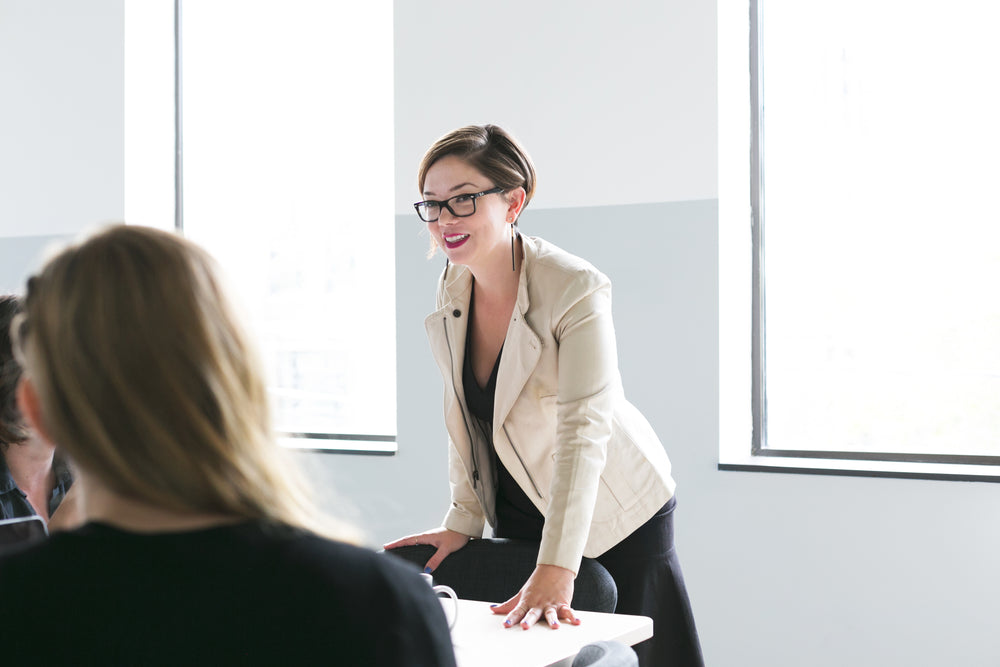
[392,1,717,213]
[0,0,124,238]
[3,2,999,665]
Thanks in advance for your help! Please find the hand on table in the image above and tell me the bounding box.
[383,527,470,573]
[490,563,580,630]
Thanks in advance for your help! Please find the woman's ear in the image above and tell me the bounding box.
[16,377,54,445]
[506,187,527,221]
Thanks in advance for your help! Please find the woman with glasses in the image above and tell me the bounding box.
[385,124,703,666]
[0,225,457,666]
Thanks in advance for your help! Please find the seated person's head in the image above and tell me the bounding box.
[13,225,320,529]
[0,295,29,453]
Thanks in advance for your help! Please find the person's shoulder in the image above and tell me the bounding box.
[0,524,94,596]
[523,236,611,309]
[273,531,457,664]
[246,524,421,589]
[524,235,609,284]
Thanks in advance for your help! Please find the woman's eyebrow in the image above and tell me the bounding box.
[423,182,479,198]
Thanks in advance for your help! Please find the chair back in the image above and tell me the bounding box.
[384,538,617,612]
[571,640,638,667]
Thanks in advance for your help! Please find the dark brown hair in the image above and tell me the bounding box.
[418,124,537,208]
[0,294,28,448]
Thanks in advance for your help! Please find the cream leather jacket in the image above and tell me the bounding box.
[425,235,676,574]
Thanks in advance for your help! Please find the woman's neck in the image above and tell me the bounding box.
[469,235,522,304]
[79,471,242,533]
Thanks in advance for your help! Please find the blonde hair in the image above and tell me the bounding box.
[14,225,354,540]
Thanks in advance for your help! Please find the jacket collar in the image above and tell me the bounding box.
[0,449,73,495]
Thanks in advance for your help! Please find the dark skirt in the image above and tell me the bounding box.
[492,492,703,667]
[593,497,704,667]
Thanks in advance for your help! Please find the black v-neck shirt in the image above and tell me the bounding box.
[463,293,545,541]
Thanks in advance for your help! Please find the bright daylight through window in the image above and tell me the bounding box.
[125,1,396,452]
[754,0,1000,466]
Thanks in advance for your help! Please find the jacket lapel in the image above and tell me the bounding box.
[493,239,542,436]
[425,264,474,412]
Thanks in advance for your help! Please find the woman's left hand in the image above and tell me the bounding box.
[490,564,581,630]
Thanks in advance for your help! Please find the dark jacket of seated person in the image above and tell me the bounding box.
[0,225,456,666]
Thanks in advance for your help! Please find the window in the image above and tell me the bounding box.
[720,0,1000,478]
[125,0,396,453]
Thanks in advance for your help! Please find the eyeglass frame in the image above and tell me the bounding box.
[413,187,505,223]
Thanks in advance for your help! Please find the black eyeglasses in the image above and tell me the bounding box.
[413,187,504,223]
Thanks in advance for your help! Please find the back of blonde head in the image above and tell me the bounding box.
[15,225,350,538]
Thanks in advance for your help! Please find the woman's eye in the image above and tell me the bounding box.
[453,194,473,204]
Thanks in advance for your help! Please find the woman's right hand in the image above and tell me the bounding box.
[383,527,470,573]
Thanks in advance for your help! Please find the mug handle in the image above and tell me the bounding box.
[432,584,459,630]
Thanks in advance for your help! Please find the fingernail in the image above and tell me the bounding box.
[504,620,512,627]
[489,604,498,608]
[573,618,582,625]
[423,567,432,574]
[551,622,559,629]
[521,622,529,630]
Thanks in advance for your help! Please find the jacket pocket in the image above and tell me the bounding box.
[592,428,646,520]
[503,424,544,499]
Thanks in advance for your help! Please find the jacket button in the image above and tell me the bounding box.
[452,309,462,318]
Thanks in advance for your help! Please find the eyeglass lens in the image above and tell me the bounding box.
[417,194,479,222]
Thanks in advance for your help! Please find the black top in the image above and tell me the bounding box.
[0,520,456,666]
[463,296,545,542]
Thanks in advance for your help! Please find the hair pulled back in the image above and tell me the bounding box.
[418,124,537,209]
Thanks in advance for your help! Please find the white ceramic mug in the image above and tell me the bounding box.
[421,572,459,630]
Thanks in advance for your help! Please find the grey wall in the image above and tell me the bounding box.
[2,1,999,665]
[0,235,70,293]
[296,198,718,541]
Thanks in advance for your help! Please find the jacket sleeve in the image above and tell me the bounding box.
[536,274,618,573]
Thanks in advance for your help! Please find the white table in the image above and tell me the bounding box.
[444,598,652,667]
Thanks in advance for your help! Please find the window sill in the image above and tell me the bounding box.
[719,452,1000,482]
[279,434,397,455]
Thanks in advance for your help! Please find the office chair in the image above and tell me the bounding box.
[571,640,639,667]
[384,538,617,612]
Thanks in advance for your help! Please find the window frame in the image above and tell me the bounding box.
[165,0,396,455]
[718,0,1000,481]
